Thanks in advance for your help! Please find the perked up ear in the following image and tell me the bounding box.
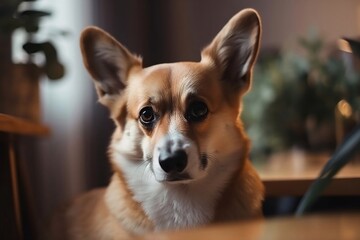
[201,9,261,93]
[80,27,142,106]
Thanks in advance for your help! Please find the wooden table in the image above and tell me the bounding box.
[256,150,360,196]
[141,213,360,240]
[0,114,49,239]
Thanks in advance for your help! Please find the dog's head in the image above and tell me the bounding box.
[80,9,261,184]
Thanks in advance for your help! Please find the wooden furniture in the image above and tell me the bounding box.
[0,114,49,239]
[141,213,360,240]
[256,150,360,196]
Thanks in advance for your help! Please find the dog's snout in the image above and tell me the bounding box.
[159,150,188,173]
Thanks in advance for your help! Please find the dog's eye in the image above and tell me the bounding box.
[185,101,208,122]
[139,106,156,126]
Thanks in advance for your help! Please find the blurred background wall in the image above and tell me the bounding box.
[8,0,360,223]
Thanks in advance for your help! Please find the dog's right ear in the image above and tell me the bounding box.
[201,9,261,95]
[80,27,142,106]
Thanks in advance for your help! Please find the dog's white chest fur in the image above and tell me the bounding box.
[138,182,214,230]
[115,154,221,230]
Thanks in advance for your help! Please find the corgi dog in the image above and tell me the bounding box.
[49,8,264,240]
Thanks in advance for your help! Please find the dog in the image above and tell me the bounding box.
[49,8,264,240]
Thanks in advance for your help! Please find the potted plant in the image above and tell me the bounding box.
[243,32,360,156]
[0,0,65,122]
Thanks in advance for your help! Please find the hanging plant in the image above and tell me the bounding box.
[0,0,67,80]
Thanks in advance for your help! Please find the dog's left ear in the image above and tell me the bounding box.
[80,27,142,107]
[201,9,261,93]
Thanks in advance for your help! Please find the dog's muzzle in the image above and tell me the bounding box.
[152,132,206,183]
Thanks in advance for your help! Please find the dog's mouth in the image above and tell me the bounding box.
[151,133,209,184]
[150,153,209,184]
[153,172,193,184]
[165,172,192,183]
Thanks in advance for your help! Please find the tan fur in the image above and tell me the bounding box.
[49,9,264,239]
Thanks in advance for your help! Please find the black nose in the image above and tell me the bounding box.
[159,150,188,173]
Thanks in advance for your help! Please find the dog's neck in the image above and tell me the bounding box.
[104,173,154,234]
[106,151,243,233]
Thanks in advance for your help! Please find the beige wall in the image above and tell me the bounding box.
[163,0,360,61]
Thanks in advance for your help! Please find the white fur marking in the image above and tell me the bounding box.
[111,119,239,230]
[240,26,258,76]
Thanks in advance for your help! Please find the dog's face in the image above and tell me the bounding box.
[80,9,261,184]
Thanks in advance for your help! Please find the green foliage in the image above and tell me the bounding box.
[0,1,22,32]
[296,125,360,215]
[295,39,360,215]
[243,32,360,156]
[0,0,65,80]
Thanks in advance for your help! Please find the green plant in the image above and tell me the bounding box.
[296,125,360,215]
[243,31,360,156]
[296,38,360,215]
[0,0,66,79]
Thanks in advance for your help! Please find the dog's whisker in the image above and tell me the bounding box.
[202,152,216,164]
[133,159,152,180]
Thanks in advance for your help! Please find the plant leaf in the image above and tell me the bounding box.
[17,10,51,18]
[295,125,360,216]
